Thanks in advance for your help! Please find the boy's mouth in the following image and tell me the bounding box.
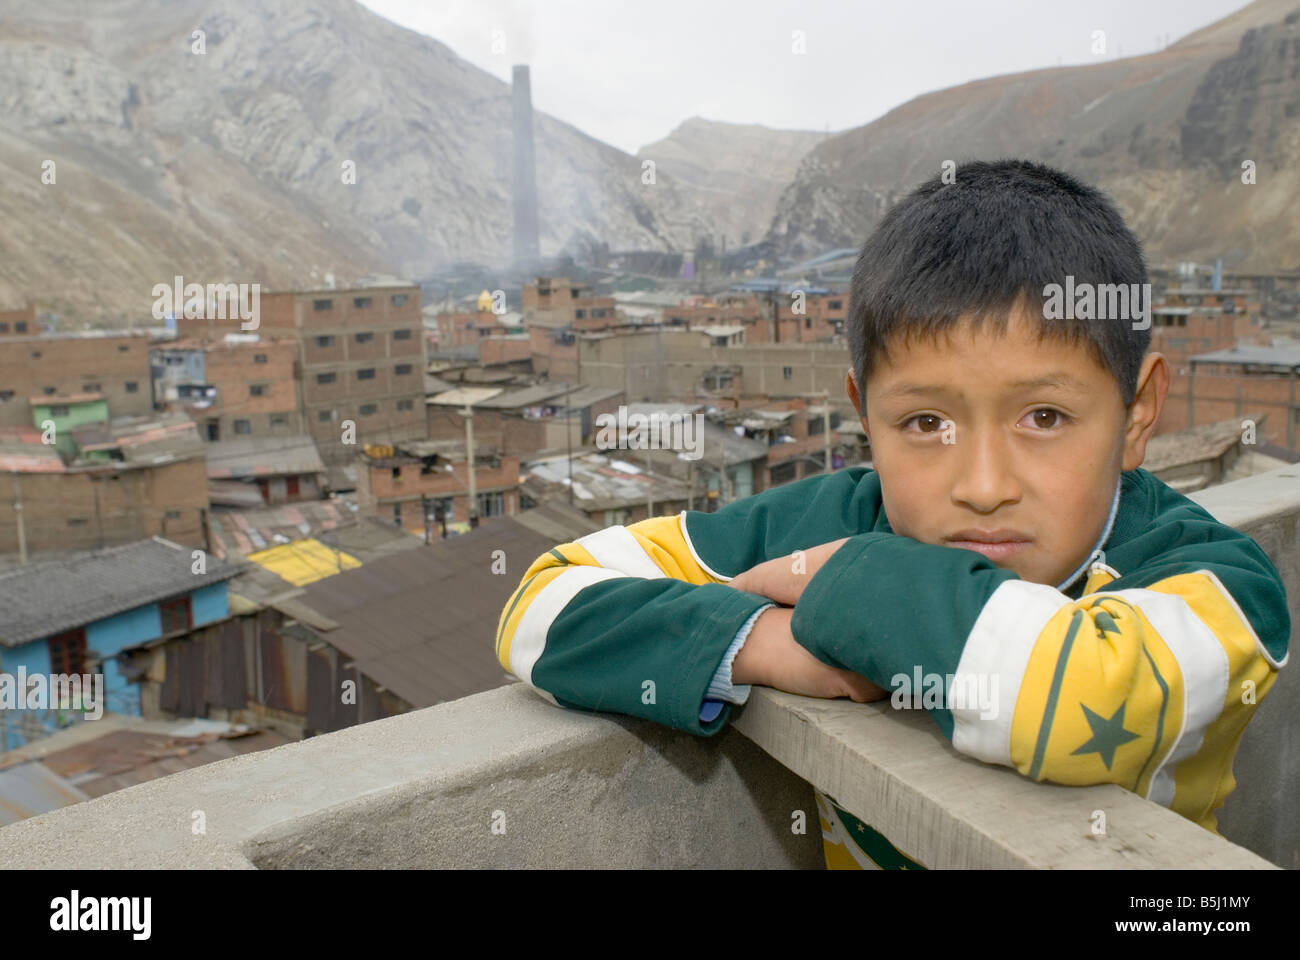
[943,529,1032,563]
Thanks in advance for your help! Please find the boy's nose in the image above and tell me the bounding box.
[948,431,1022,511]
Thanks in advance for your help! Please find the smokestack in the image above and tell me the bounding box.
[511,64,540,268]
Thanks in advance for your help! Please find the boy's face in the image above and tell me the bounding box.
[847,303,1167,587]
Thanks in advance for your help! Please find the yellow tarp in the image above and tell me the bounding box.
[247,538,361,586]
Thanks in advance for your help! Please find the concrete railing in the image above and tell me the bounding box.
[1,465,1296,869]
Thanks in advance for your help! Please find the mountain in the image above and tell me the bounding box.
[765,0,1300,273]
[0,0,714,322]
[636,117,826,252]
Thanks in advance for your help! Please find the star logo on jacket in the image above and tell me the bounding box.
[1072,701,1141,769]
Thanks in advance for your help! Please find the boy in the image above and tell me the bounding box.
[495,159,1290,869]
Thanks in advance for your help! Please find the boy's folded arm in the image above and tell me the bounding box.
[790,520,1289,818]
[495,517,777,736]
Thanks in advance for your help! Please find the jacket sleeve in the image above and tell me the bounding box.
[494,514,777,735]
[789,510,1289,827]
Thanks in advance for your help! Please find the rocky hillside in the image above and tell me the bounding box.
[0,0,716,322]
[766,0,1300,273]
[637,117,826,253]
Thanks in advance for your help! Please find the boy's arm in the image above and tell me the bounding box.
[495,514,781,735]
[789,510,1289,823]
[495,469,888,733]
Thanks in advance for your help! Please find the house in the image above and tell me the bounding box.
[0,537,245,751]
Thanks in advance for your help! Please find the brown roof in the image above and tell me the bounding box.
[293,502,599,707]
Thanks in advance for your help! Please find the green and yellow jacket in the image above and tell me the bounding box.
[496,466,1289,868]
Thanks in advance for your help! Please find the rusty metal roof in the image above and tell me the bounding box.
[292,504,599,707]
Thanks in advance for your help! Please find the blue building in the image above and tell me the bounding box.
[0,537,244,751]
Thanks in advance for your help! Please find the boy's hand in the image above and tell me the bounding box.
[731,606,886,703]
[727,538,850,606]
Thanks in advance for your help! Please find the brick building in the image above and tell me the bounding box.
[0,331,153,428]
[0,415,210,558]
[176,284,426,473]
[152,335,303,441]
[354,438,522,534]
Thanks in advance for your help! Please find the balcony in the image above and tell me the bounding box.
[1,466,1296,868]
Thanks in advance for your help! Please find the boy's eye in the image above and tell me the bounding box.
[901,414,946,433]
[1023,408,1069,430]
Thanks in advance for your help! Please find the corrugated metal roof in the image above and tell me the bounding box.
[0,427,66,473]
[247,537,362,586]
[1191,344,1300,366]
[206,435,326,478]
[426,386,505,406]
[0,761,91,827]
[293,512,594,707]
[476,383,575,409]
[0,537,246,648]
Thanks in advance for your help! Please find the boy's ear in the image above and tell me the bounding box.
[1122,352,1170,471]
[847,369,868,439]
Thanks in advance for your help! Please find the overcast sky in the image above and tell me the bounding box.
[357,0,1253,155]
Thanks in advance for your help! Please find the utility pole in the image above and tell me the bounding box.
[564,380,573,504]
[463,403,478,527]
[822,389,832,473]
[12,474,26,564]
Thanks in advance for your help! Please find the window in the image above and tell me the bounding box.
[44,386,56,395]
[315,335,335,348]
[783,366,793,380]
[359,403,378,416]
[0,390,13,402]
[234,420,251,434]
[313,299,333,311]
[254,353,267,364]
[353,297,373,309]
[31,351,40,358]
[357,368,375,380]
[0,322,7,332]
[805,317,811,329]
[15,321,27,332]
[576,309,586,319]
[392,328,411,340]
[670,316,684,326]
[318,410,332,422]
[50,404,69,416]
[396,399,414,412]
[66,517,88,526]
[593,308,608,319]
[828,300,843,310]
[391,294,408,307]
[165,509,182,519]
[393,502,402,526]
[354,332,374,343]
[250,384,268,397]
[48,629,87,677]
[270,414,288,427]
[316,372,336,385]
[83,383,100,392]
[478,491,505,518]
[159,596,192,634]
[125,381,138,393]
[391,467,401,480]
[118,344,130,352]
[395,364,412,376]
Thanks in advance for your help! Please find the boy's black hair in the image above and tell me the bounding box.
[847,158,1151,414]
